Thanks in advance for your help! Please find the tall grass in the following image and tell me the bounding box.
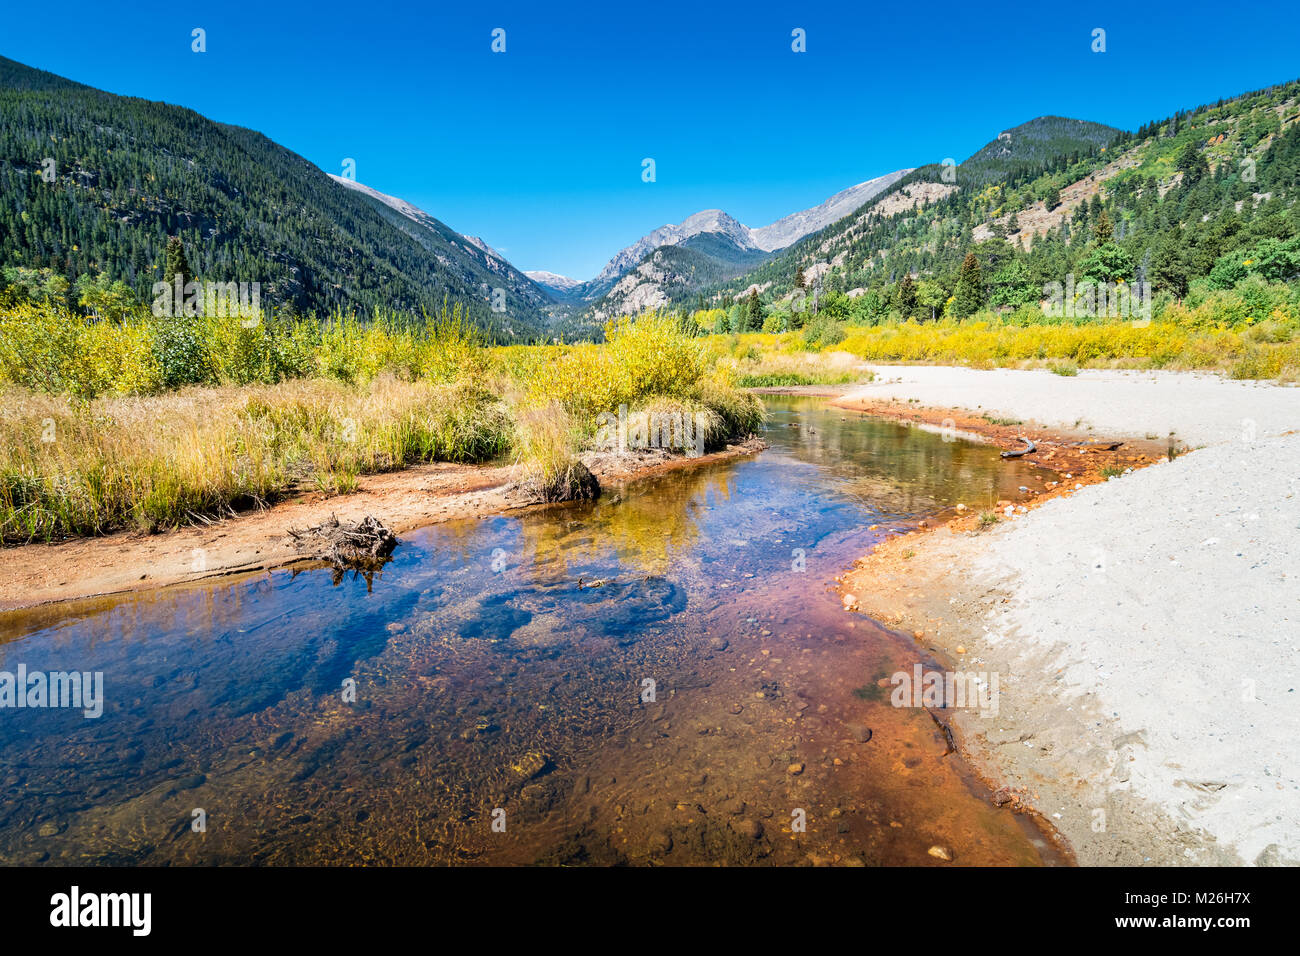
[0,305,763,541]
[510,402,597,503]
[0,378,512,541]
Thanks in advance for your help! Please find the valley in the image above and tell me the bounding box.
[2,38,1299,879]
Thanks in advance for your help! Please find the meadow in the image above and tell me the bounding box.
[3,278,1298,544]
[0,304,762,542]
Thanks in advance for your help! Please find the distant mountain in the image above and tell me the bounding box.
[0,55,548,339]
[749,170,912,251]
[578,209,758,302]
[328,174,551,318]
[562,171,911,305]
[588,232,771,321]
[524,270,583,300]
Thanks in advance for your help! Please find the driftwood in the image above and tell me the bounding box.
[288,514,399,570]
[1066,440,1124,450]
[1000,436,1037,459]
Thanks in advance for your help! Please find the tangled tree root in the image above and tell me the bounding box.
[288,514,399,570]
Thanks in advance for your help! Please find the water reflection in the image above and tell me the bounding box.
[0,399,1060,866]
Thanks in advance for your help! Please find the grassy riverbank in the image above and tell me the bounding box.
[9,282,1298,543]
[0,307,762,542]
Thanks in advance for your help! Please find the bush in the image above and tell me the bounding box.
[153,313,214,389]
[802,315,847,348]
[527,312,708,415]
[0,302,162,397]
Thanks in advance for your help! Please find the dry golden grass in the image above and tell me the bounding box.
[510,402,599,502]
[0,377,511,541]
[0,309,765,540]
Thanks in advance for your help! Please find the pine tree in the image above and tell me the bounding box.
[951,252,985,317]
[1093,209,1114,243]
[896,273,918,317]
[164,235,191,287]
[1175,141,1209,185]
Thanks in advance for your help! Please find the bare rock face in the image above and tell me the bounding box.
[749,169,911,251]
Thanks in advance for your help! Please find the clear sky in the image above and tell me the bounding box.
[3,0,1299,279]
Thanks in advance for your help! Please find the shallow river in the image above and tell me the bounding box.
[0,397,1064,865]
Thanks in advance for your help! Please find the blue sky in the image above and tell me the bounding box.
[4,0,1299,279]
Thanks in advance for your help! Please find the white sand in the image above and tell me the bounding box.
[846,368,1300,864]
[859,365,1300,446]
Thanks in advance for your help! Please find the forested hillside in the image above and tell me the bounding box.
[0,56,548,339]
[708,81,1300,329]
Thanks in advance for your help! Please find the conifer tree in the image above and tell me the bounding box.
[896,273,918,317]
[952,252,985,317]
[164,236,191,287]
[1093,209,1114,243]
[745,288,762,328]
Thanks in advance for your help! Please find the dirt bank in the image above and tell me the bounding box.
[0,438,766,612]
[832,369,1300,867]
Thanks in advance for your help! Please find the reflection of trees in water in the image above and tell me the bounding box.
[1,400,1068,865]
[513,464,739,581]
[767,401,1049,513]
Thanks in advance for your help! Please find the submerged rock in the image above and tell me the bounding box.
[510,751,551,780]
[847,723,873,743]
[732,819,763,840]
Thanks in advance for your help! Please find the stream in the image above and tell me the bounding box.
[0,396,1065,866]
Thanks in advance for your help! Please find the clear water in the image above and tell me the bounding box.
[0,397,1062,865]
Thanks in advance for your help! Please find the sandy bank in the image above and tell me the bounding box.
[0,439,765,612]
[838,367,1299,866]
[856,365,1300,447]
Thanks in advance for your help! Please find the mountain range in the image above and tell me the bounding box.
[0,54,918,337]
[0,54,550,339]
[524,169,911,306]
[3,53,1295,342]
